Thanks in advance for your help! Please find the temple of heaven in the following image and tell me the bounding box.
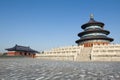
[76,14,114,47]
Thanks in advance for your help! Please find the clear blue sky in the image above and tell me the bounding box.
[0,0,120,52]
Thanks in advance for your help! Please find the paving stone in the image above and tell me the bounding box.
[0,58,120,80]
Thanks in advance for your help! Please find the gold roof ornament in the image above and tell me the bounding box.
[90,14,94,19]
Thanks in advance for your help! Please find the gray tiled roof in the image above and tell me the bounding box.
[6,44,39,53]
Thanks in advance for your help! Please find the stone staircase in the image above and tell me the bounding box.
[76,47,92,61]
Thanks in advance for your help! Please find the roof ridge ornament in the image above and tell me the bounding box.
[90,14,94,19]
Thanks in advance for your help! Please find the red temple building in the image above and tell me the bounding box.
[76,14,114,47]
[5,44,39,58]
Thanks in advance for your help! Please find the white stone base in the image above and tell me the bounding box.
[36,44,120,61]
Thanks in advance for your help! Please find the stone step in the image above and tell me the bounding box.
[76,47,92,61]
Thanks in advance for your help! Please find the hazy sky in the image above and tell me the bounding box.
[0,0,120,52]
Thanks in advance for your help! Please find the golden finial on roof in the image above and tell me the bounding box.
[90,14,94,19]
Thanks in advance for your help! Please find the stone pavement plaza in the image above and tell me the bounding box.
[0,58,120,80]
